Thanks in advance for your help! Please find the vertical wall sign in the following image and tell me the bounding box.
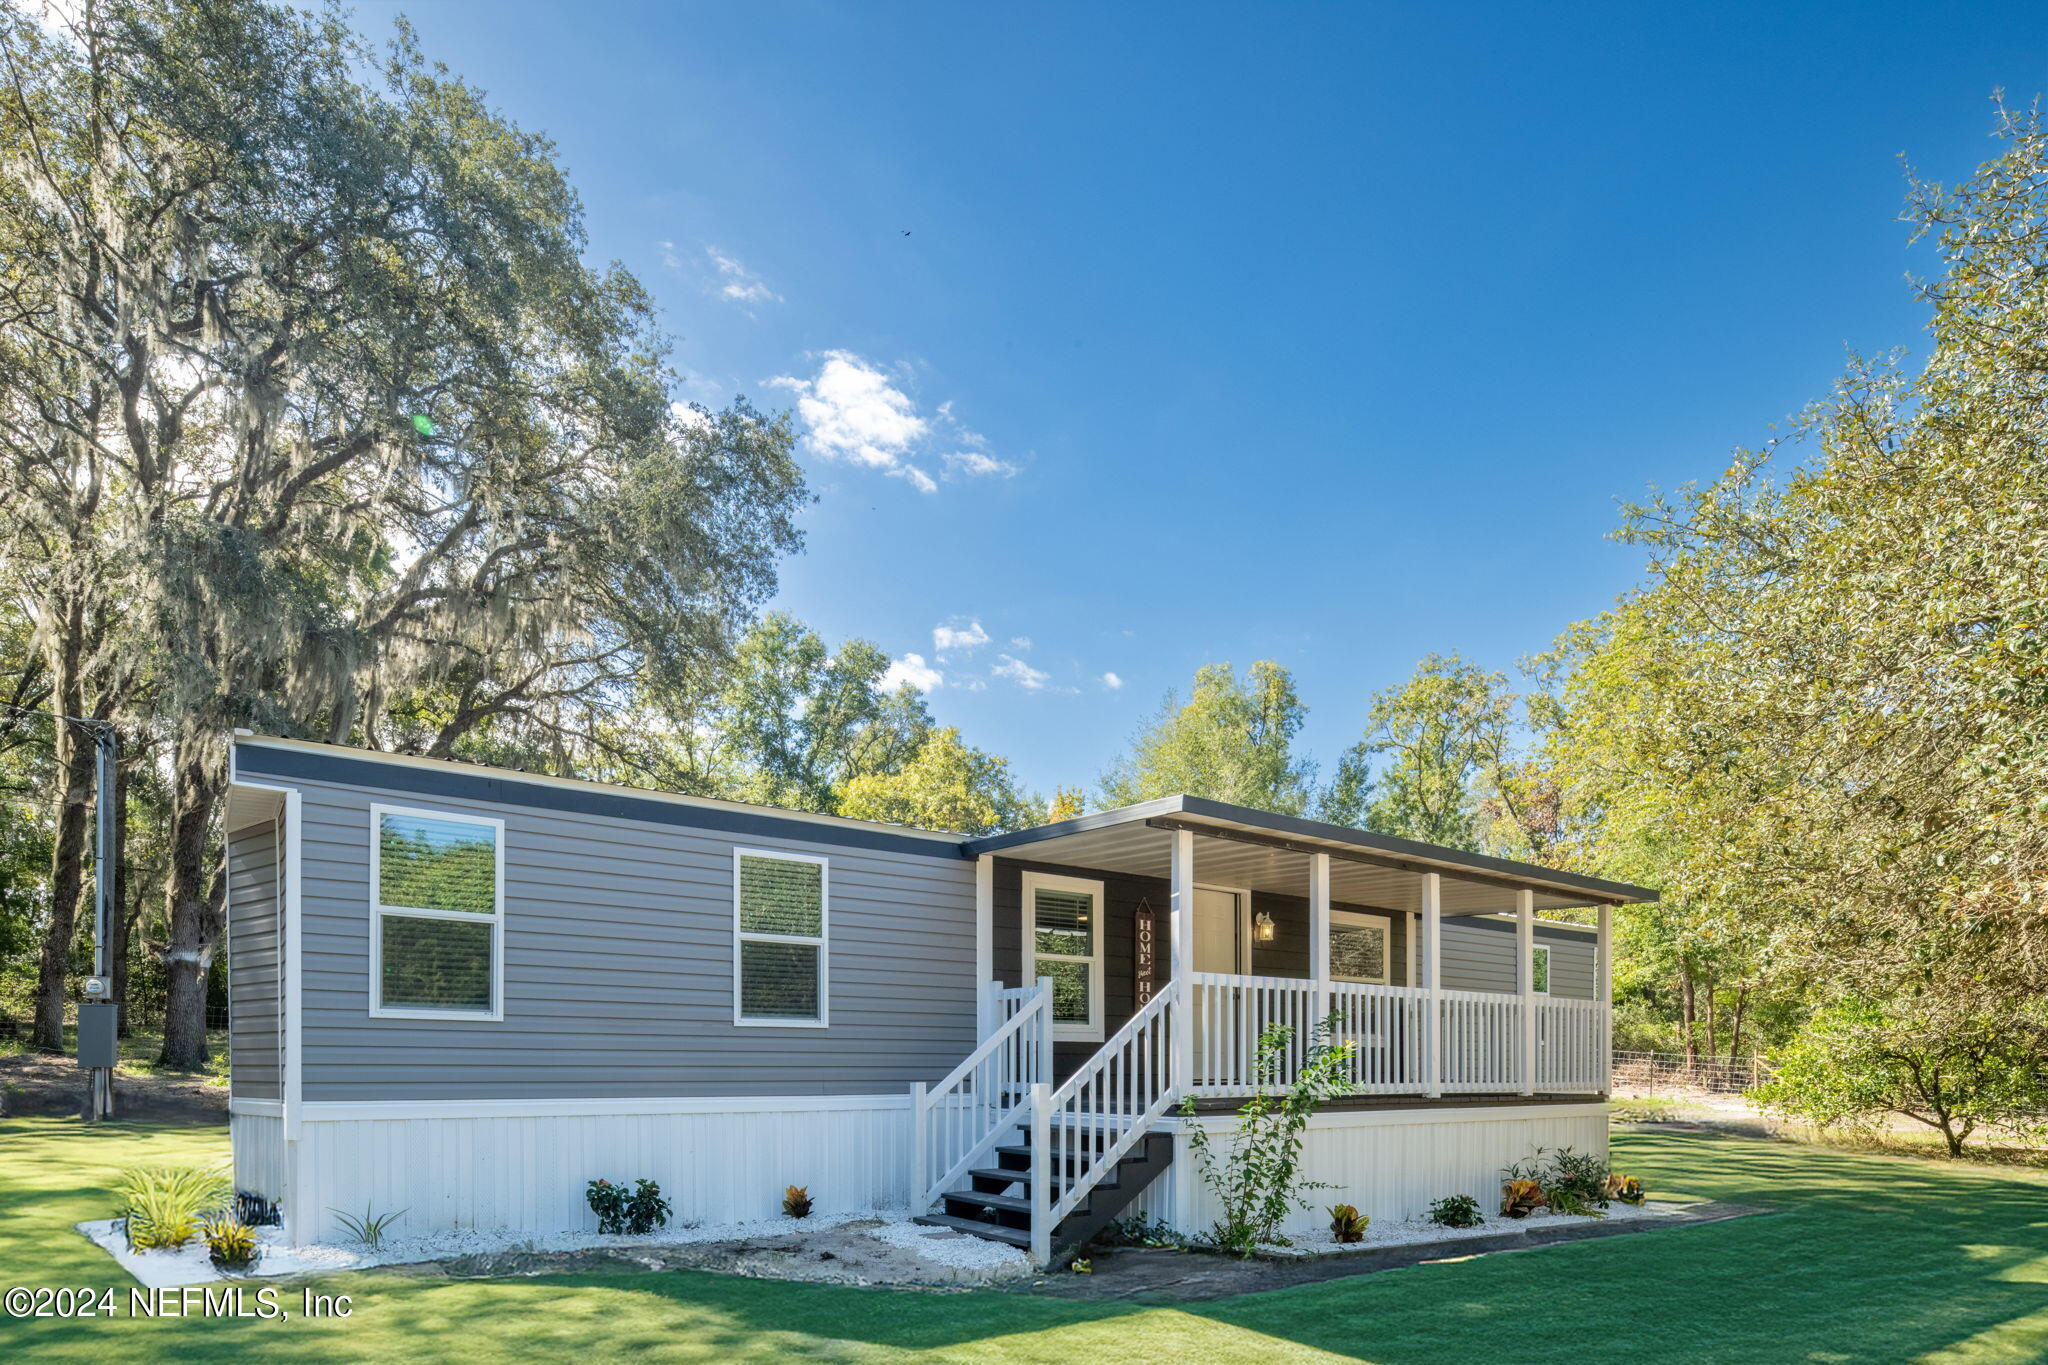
[1134,899,1157,1007]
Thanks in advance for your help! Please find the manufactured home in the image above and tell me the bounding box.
[223,735,1650,1265]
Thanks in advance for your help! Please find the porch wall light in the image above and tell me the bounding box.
[1253,910,1276,942]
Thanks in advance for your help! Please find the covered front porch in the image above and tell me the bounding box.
[968,796,1647,1102]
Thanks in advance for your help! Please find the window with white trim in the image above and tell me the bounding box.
[1021,871,1103,1042]
[1531,944,1551,995]
[370,806,503,1019]
[734,850,828,1026]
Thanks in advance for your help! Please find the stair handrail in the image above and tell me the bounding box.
[1031,976,1181,1263]
[912,976,1053,1210]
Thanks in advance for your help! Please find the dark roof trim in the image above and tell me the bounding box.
[234,742,970,861]
[963,793,1657,904]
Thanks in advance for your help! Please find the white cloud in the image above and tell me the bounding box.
[881,653,943,692]
[933,618,990,654]
[767,352,1013,493]
[1009,636,1033,650]
[706,246,781,307]
[993,654,1051,691]
[769,351,936,492]
[669,400,712,430]
[1101,671,1124,690]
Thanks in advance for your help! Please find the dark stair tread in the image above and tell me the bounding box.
[944,1190,1031,1215]
[912,1214,1031,1247]
[969,1167,1119,1193]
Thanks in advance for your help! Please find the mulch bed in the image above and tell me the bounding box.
[1015,1201,1761,1302]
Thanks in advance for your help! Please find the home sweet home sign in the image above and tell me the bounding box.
[1134,899,1157,1007]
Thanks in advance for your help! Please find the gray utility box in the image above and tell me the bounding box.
[76,1002,119,1069]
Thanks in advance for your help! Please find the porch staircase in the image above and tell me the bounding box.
[915,1122,1174,1262]
[912,978,1183,1266]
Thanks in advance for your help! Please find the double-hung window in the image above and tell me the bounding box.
[1021,871,1103,1042]
[1329,909,1393,985]
[734,849,828,1027]
[1531,943,1551,996]
[370,805,504,1020]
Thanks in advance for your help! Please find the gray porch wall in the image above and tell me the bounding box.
[243,756,980,1101]
[227,819,282,1101]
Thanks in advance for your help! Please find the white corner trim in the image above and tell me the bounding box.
[291,1093,914,1122]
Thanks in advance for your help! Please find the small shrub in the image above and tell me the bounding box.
[1540,1146,1612,1210]
[781,1185,813,1219]
[1069,1257,1092,1273]
[331,1206,407,1250]
[1181,1013,1358,1256]
[116,1166,233,1251]
[202,1218,260,1271]
[1327,1204,1369,1243]
[1426,1194,1484,1229]
[1605,1174,1646,1206]
[235,1191,282,1228]
[624,1179,671,1235]
[586,1178,628,1234]
[1499,1178,1547,1218]
[1094,1215,1184,1249]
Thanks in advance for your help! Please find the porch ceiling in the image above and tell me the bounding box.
[964,795,1655,915]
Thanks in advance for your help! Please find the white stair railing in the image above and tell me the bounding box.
[1031,977,1181,1265]
[912,978,1052,1211]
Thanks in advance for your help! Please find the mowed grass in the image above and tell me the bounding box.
[3,1116,2047,1363]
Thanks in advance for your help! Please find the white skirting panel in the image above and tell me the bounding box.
[1132,1102,1608,1242]
[280,1098,913,1244]
[231,1113,287,1202]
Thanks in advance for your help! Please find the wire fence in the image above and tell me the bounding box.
[1611,1049,1774,1095]
[0,1002,228,1042]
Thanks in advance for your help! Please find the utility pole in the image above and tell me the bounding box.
[8,703,123,1120]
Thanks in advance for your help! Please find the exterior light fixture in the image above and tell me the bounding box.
[1253,910,1276,942]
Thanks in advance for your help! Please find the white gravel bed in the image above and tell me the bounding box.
[80,1208,1029,1288]
[1254,1200,1689,1259]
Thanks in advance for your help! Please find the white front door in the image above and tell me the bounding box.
[1193,887,1243,973]
[1192,888,1243,1080]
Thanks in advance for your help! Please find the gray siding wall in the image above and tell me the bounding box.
[285,772,978,1101]
[1439,918,1596,1000]
[227,820,283,1101]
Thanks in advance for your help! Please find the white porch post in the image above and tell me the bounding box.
[1597,902,1613,1093]
[974,854,994,1036]
[1309,852,1331,1025]
[1423,871,1442,1099]
[1517,888,1536,1096]
[1168,826,1198,1237]
[1169,827,1195,1092]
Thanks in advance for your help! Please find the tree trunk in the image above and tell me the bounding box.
[1703,980,1718,1064]
[1678,967,1698,1068]
[31,616,91,1052]
[157,738,224,1070]
[1727,986,1750,1066]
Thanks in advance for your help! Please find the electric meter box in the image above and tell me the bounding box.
[76,1001,119,1069]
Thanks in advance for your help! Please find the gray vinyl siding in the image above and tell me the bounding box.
[1438,918,1596,1000]
[286,773,979,1101]
[227,821,283,1101]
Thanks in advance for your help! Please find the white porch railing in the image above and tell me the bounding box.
[1033,976,1182,1265]
[1439,988,1520,1093]
[910,978,1051,1211]
[1185,973,1609,1097]
[1537,995,1606,1093]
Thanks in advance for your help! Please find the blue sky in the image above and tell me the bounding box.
[358,1,2046,795]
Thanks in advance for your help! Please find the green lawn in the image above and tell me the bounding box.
[3,1116,2046,1362]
